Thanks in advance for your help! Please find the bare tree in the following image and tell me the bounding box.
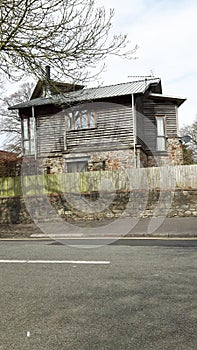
[180,117,197,163]
[0,0,136,83]
[0,82,34,152]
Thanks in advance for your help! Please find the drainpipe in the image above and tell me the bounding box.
[132,94,137,168]
[32,106,37,160]
[20,113,24,156]
[175,105,179,135]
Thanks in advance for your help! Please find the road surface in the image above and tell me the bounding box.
[0,240,196,350]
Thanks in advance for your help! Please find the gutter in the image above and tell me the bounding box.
[32,106,37,160]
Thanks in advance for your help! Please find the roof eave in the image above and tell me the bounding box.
[149,93,186,107]
[8,97,55,110]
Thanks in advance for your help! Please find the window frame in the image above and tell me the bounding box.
[156,116,166,152]
[66,109,97,131]
[67,161,87,173]
[65,159,88,174]
[65,157,89,173]
[22,117,35,155]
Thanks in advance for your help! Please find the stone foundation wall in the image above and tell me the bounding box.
[64,149,135,172]
[43,156,63,174]
[40,149,136,174]
[21,136,183,176]
[147,138,183,167]
[87,149,135,171]
[38,137,183,174]
[167,137,183,165]
[0,189,196,224]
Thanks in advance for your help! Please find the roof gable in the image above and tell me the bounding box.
[30,79,84,99]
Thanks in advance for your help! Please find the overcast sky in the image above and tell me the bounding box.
[1,0,196,149]
[96,0,197,128]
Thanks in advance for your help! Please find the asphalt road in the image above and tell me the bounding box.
[50,238,197,247]
[0,240,196,350]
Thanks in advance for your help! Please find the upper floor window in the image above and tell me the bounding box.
[22,117,35,155]
[66,110,96,130]
[156,116,166,151]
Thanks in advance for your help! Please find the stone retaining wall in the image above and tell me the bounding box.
[0,189,196,224]
[0,165,196,224]
[0,197,32,224]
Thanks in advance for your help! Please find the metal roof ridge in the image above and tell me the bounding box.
[9,78,162,109]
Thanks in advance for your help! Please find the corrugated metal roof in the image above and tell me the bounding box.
[10,78,161,109]
[72,78,161,100]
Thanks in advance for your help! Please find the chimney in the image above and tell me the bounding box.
[45,65,51,81]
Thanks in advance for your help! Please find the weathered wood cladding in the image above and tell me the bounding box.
[142,101,156,153]
[135,95,145,149]
[137,98,178,153]
[35,104,64,155]
[155,102,177,137]
[36,112,65,155]
[20,92,179,158]
[66,103,134,151]
[34,101,134,155]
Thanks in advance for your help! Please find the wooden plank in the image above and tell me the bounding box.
[36,105,134,155]
[0,165,197,197]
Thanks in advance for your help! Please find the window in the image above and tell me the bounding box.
[156,116,166,151]
[67,161,87,173]
[66,110,96,130]
[22,117,35,155]
[65,157,89,173]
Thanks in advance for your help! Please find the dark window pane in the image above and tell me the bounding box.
[67,161,87,173]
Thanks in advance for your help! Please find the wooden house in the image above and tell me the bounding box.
[10,77,186,173]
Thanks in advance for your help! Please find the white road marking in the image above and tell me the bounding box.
[27,331,30,337]
[0,260,110,265]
